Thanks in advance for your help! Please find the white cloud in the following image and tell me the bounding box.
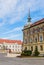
[0,0,44,40]
[0,0,44,16]
[9,16,21,24]
[0,17,6,26]
[0,21,5,26]
[2,34,21,40]
[2,27,23,34]
[32,17,43,23]
[7,0,44,24]
[0,0,44,24]
[0,0,19,17]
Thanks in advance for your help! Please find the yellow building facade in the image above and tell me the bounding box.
[22,18,44,56]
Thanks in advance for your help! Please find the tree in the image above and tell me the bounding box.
[33,46,40,56]
[21,50,32,56]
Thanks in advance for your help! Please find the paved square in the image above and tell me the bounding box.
[0,53,44,65]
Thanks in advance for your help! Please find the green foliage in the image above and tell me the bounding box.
[33,46,40,56]
[21,50,32,56]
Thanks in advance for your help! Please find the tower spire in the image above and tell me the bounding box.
[28,9,31,23]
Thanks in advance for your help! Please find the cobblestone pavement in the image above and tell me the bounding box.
[0,53,44,65]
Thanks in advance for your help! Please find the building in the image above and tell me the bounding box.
[22,15,44,55]
[0,39,22,53]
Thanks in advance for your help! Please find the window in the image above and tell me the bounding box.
[35,29,38,33]
[35,46,38,50]
[35,27,40,33]
[10,45,11,47]
[40,27,42,32]
[13,45,14,48]
[23,31,28,36]
[31,46,33,51]
[15,46,17,48]
[30,38,32,43]
[37,27,40,32]
[23,32,25,36]
[24,47,27,50]
[31,31,33,34]
[39,35,43,42]
[27,31,28,35]
[15,49,17,51]
[24,39,27,44]
[40,45,43,51]
[18,49,19,51]
[6,46,8,50]
[13,49,14,51]
[35,37,38,43]
[0,45,1,47]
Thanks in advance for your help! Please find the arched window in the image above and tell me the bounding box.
[25,47,27,50]
[35,46,38,51]
[24,39,27,44]
[40,27,43,32]
[39,35,43,42]
[40,45,43,51]
[35,37,38,43]
[30,38,32,43]
[31,46,33,51]
[36,27,40,32]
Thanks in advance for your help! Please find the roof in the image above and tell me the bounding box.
[0,39,22,45]
[23,18,44,30]
[30,18,44,27]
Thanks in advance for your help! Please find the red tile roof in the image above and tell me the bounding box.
[31,18,44,27]
[0,39,22,45]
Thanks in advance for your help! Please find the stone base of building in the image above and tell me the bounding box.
[6,53,21,57]
[32,52,44,56]
[39,52,44,56]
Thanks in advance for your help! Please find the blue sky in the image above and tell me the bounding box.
[0,0,44,41]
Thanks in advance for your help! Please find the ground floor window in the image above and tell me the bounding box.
[24,47,27,50]
[35,46,38,49]
[31,46,33,51]
[40,45,43,51]
[35,46,38,51]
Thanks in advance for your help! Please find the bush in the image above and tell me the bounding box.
[21,50,32,56]
[33,46,40,56]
